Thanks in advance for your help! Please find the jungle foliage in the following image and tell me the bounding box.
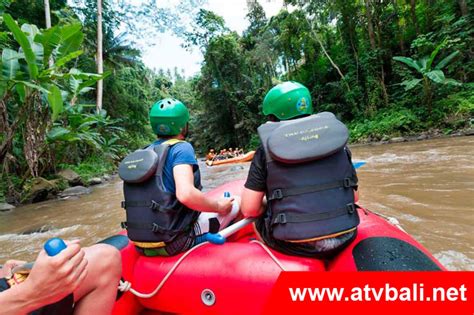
[0,0,473,204]
[185,1,473,152]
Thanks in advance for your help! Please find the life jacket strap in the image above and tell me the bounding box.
[121,200,171,212]
[121,221,184,235]
[268,176,358,201]
[272,203,357,225]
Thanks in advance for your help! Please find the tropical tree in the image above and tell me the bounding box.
[0,14,104,176]
[393,41,461,115]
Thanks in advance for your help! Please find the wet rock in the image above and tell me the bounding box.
[59,186,91,197]
[27,177,58,203]
[390,137,405,143]
[0,202,15,212]
[416,134,428,141]
[103,174,111,181]
[463,129,474,136]
[21,224,53,234]
[230,165,245,171]
[58,169,83,186]
[89,177,103,185]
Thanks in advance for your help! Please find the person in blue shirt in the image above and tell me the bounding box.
[122,98,239,256]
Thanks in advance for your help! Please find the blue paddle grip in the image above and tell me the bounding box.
[44,238,67,256]
[206,233,226,245]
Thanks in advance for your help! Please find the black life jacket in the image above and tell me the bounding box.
[119,139,201,243]
[258,112,360,242]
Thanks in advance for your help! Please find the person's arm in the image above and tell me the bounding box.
[0,243,88,314]
[241,146,267,218]
[174,164,233,214]
[241,187,265,218]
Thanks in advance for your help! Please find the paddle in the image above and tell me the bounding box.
[353,161,367,169]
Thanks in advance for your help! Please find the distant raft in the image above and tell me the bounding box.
[206,151,256,166]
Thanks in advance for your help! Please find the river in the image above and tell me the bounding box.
[0,137,473,270]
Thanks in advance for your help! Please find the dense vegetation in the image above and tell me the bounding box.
[0,0,472,204]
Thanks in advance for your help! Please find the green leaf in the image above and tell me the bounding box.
[59,23,82,41]
[15,83,26,102]
[14,80,49,94]
[418,56,429,73]
[427,40,446,71]
[47,126,70,141]
[55,50,83,68]
[1,48,20,79]
[443,78,462,86]
[426,70,446,84]
[3,14,39,79]
[393,56,421,73]
[21,24,43,67]
[435,51,460,70]
[20,24,39,44]
[58,28,83,58]
[400,78,422,91]
[47,85,63,121]
[35,26,61,65]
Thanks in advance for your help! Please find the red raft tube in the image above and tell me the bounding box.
[104,180,444,315]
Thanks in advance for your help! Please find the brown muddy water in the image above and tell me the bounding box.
[0,137,473,270]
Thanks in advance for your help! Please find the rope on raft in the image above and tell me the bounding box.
[118,239,287,298]
[118,241,209,298]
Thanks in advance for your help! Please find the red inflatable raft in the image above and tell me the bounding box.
[107,180,444,315]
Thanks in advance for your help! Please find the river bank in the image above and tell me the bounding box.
[2,128,473,209]
[350,127,474,146]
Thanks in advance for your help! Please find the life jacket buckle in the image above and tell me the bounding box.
[272,189,284,200]
[151,223,160,233]
[121,201,126,209]
[346,203,356,214]
[150,200,159,211]
[121,221,128,229]
[275,213,287,224]
[344,178,352,188]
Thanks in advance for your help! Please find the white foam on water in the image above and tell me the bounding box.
[434,250,474,271]
[399,213,423,223]
[0,224,83,241]
[366,150,454,164]
[387,194,429,207]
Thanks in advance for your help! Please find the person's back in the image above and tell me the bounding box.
[240,82,359,258]
[120,98,239,256]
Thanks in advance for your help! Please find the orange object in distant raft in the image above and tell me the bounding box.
[206,151,256,166]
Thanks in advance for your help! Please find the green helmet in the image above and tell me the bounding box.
[262,81,313,120]
[149,98,190,136]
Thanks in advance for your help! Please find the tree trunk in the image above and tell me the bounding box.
[44,0,51,28]
[96,0,104,112]
[44,0,53,67]
[458,0,468,16]
[410,0,420,35]
[423,77,432,116]
[393,0,405,53]
[364,0,376,49]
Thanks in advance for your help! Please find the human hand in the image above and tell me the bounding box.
[216,197,234,215]
[22,241,88,307]
[0,259,27,278]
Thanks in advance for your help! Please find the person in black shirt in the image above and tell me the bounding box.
[240,81,359,258]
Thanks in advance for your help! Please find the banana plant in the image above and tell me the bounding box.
[0,14,107,176]
[393,40,461,116]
